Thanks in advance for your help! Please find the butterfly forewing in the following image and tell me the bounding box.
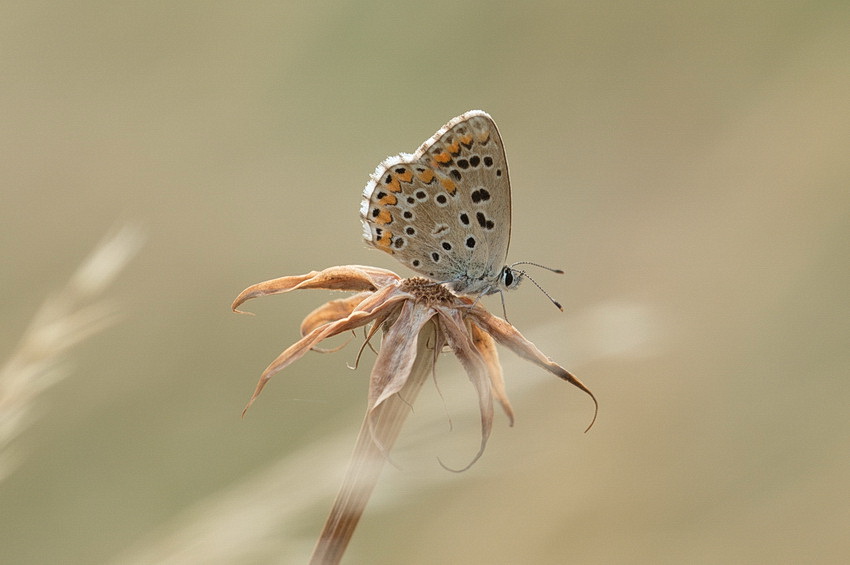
[360,110,512,295]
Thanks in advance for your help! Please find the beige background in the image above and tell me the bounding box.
[2,2,848,564]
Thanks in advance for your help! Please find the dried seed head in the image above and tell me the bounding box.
[399,277,458,305]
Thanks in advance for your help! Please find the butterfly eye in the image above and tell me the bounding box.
[501,267,523,289]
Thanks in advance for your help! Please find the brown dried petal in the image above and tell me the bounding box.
[301,292,372,336]
[243,285,408,414]
[471,307,598,430]
[231,266,400,313]
[470,321,515,426]
[368,300,437,412]
[437,306,494,471]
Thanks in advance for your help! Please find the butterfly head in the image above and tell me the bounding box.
[442,264,521,296]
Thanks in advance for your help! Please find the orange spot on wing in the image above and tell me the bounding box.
[379,193,398,206]
[434,152,452,164]
[396,170,413,183]
[376,230,394,252]
[459,134,473,146]
[417,168,435,183]
[477,130,491,144]
[440,177,456,194]
[385,177,402,192]
[447,141,460,154]
[374,209,393,225]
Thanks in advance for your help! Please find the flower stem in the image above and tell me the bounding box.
[309,320,437,564]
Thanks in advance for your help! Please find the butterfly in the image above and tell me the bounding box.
[359,110,526,297]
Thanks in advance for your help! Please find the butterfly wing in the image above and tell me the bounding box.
[360,110,511,294]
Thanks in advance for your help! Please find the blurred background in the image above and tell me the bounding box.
[2,2,848,564]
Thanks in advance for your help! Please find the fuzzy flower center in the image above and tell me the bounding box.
[399,277,459,305]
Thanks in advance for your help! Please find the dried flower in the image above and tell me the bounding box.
[232,265,596,564]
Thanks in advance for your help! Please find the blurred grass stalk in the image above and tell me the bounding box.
[0,224,144,481]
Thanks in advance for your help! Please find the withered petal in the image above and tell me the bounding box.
[243,285,408,415]
[231,266,401,313]
[471,307,598,431]
[437,307,494,472]
[301,292,373,336]
[368,300,438,412]
[470,322,515,426]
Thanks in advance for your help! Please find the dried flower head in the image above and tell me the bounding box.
[232,265,596,563]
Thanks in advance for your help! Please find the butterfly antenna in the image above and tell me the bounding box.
[510,261,565,275]
[511,264,564,312]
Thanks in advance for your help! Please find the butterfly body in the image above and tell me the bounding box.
[360,110,520,296]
